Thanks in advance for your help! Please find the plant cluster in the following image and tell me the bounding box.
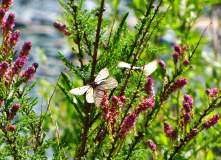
[54,0,221,159]
[0,0,220,159]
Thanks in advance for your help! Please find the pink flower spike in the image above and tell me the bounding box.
[12,56,27,74]
[147,139,156,150]
[183,60,189,66]
[8,125,16,132]
[173,52,179,64]
[19,41,32,58]
[0,9,5,26]
[187,128,198,141]
[3,13,15,32]
[20,63,38,83]
[203,114,219,129]
[158,60,166,69]
[0,61,10,77]
[134,98,154,115]
[118,113,137,138]
[1,0,14,12]
[144,78,155,98]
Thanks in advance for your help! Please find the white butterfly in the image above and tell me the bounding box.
[69,68,118,107]
[117,60,157,76]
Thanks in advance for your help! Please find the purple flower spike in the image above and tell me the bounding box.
[173,52,179,64]
[19,41,32,58]
[1,0,14,12]
[183,60,189,66]
[174,45,182,54]
[144,78,155,98]
[158,60,166,69]
[147,139,156,150]
[206,88,219,98]
[4,13,15,32]
[12,56,27,74]
[163,121,173,137]
[10,30,21,49]
[8,125,16,132]
[118,113,137,138]
[11,104,20,113]
[20,63,38,83]
[0,61,9,77]
[53,21,72,36]
[187,128,198,141]
[134,98,154,115]
[171,130,178,140]
[168,77,187,94]
[203,114,219,129]
[0,9,5,26]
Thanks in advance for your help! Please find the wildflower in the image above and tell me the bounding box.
[158,60,166,69]
[187,128,198,141]
[3,13,15,32]
[12,56,27,74]
[19,41,32,57]
[182,45,187,50]
[205,88,219,98]
[183,60,189,66]
[8,125,16,132]
[100,91,110,121]
[10,30,20,50]
[184,94,193,109]
[163,121,173,137]
[205,89,210,95]
[111,96,125,109]
[9,103,20,119]
[134,98,154,115]
[144,77,155,98]
[173,52,179,64]
[53,21,72,36]
[168,77,187,94]
[1,0,14,12]
[11,103,20,113]
[109,98,119,134]
[120,96,127,103]
[4,68,12,85]
[0,61,9,77]
[0,9,5,26]
[174,45,182,54]
[171,130,178,140]
[118,113,137,138]
[203,114,219,129]
[147,139,156,150]
[20,63,38,83]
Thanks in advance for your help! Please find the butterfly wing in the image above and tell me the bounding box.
[118,61,131,69]
[86,87,94,103]
[118,61,140,70]
[94,68,109,83]
[143,60,157,76]
[94,88,105,107]
[98,77,118,90]
[69,85,90,95]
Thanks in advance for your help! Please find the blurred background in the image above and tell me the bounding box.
[8,0,221,158]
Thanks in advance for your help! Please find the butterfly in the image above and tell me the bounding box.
[117,60,157,76]
[69,68,118,107]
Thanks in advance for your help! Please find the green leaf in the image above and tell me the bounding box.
[206,150,215,160]
[58,51,84,79]
[111,12,129,49]
[61,72,73,90]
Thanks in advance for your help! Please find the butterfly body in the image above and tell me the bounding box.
[118,60,157,76]
[69,68,118,107]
